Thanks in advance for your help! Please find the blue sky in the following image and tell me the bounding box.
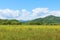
[0,0,60,20]
[0,0,60,10]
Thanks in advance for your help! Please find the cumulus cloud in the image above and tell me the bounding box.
[49,11,60,17]
[0,9,19,19]
[31,8,50,19]
[0,8,60,20]
[16,9,31,20]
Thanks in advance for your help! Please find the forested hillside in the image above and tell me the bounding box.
[0,15,60,25]
[0,19,22,25]
[25,15,60,25]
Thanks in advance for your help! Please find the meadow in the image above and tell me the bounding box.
[0,25,60,40]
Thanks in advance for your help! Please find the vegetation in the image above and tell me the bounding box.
[0,15,60,25]
[0,25,60,40]
[0,15,60,40]
[0,19,22,25]
[25,15,60,25]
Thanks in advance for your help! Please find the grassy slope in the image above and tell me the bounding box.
[0,25,60,40]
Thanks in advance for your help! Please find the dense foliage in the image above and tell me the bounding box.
[0,25,60,40]
[25,15,60,25]
[0,19,22,25]
[0,15,60,25]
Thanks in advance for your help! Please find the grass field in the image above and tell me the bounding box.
[0,25,60,40]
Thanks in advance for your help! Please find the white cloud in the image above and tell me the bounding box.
[0,9,19,19]
[0,8,60,20]
[49,11,60,17]
[32,8,49,13]
[31,8,50,19]
[16,9,32,20]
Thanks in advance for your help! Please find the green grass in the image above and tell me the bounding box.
[0,25,60,40]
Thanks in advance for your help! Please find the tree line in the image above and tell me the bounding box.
[0,15,60,25]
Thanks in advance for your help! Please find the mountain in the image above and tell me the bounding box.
[25,15,60,25]
[20,20,29,22]
[0,15,60,25]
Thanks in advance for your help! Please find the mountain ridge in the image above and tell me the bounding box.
[0,15,60,25]
[24,15,60,25]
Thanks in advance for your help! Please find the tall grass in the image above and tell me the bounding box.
[0,25,60,40]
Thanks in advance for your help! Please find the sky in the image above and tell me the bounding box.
[0,0,60,20]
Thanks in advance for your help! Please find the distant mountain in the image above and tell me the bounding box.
[20,20,28,22]
[0,15,60,25]
[25,15,60,25]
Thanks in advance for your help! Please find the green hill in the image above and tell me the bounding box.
[25,15,60,25]
[0,19,22,25]
[0,15,60,25]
